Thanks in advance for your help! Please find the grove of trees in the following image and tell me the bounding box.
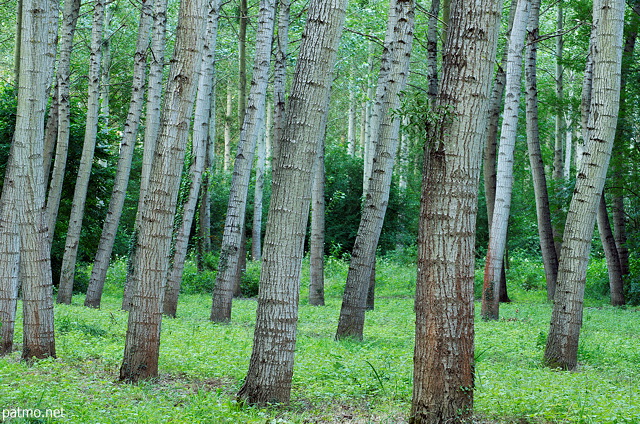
[0,0,639,421]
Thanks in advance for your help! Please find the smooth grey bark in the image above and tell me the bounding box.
[223,80,233,172]
[122,0,168,310]
[57,0,105,305]
[481,0,529,321]
[336,0,415,340]
[85,0,154,308]
[210,0,276,323]
[544,0,624,370]
[410,0,502,420]
[426,0,439,99]
[524,0,559,302]
[237,0,347,404]
[238,0,248,127]
[163,0,220,318]
[119,0,206,382]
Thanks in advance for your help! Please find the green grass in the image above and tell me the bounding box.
[1,256,639,423]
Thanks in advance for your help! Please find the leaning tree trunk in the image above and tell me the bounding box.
[85,0,153,308]
[410,0,502,421]
[524,0,558,302]
[597,192,625,306]
[251,114,267,260]
[45,0,81,243]
[544,0,624,371]
[210,0,276,323]
[163,0,220,318]
[57,0,106,305]
[122,0,168,311]
[481,0,529,321]
[336,0,415,340]
[237,0,347,404]
[271,0,290,166]
[119,0,206,383]
[8,0,59,360]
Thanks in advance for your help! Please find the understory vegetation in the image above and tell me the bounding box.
[1,254,639,423]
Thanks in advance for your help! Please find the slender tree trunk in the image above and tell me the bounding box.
[223,80,233,172]
[85,0,153,308]
[362,42,376,195]
[119,0,206,382]
[347,88,357,156]
[309,117,327,307]
[164,0,220,318]
[251,113,267,260]
[544,0,624,370]
[43,88,58,184]
[336,0,415,340]
[210,0,276,323]
[481,0,529,321]
[57,0,105,305]
[524,0,558,301]
[597,193,625,306]
[122,0,168,310]
[410,0,501,420]
[237,0,347,404]
[553,1,565,181]
[272,0,290,166]
[45,0,82,243]
[100,3,112,125]
[197,91,216,272]
[426,0,439,99]
[238,0,248,128]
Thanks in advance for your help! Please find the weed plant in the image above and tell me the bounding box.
[0,256,639,423]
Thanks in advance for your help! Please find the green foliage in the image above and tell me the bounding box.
[2,257,640,423]
[181,259,216,295]
[239,260,260,297]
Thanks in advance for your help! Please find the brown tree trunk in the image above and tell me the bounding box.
[410,0,502,420]
[309,134,326,306]
[597,193,625,306]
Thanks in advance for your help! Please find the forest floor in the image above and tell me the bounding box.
[1,256,639,423]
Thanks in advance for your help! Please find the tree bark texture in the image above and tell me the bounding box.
[163,0,220,318]
[597,193,625,306]
[210,0,276,323]
[544,0,624,370]
[524,0,558,302]
[237,0,347,404]
[119,0,206,382]
[45,0,81,244]
[272,0,290,166]
[309,112,327,307]
[123,0,169,311]
[85,0,153,308]
[410,0,502,420]
[251,113,267,261]
[57,0,106,304]
[6,0,58,359]
[481,0,529,321]
[336,0,415,340]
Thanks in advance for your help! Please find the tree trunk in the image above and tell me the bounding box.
[237,0,248,128]
[552,0,565,181]
[481,0,529,321]
[119,0,206,382]
[410,0,501,421]
[85,0,153,309]
[309,117,327,307]
[45,0,81,243]
[272,0,290,166]
[223,80,233,172]
[251,112,267,260]
[163,0,220,318]
[210,0,276,323]
[426,0,439,99]
[57,0,106,304]
[11,0,59,360]
[597,193,625,306]
[347,88,357,156]
[122,0,168,311]
[524,0,558,302]
[237,0,347,404]
[336,0,415,340]
[197,94,216,272]
[544,0,624,370]
[99,3,112,125]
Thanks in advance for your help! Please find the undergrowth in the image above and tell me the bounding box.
[0,255,639,423]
